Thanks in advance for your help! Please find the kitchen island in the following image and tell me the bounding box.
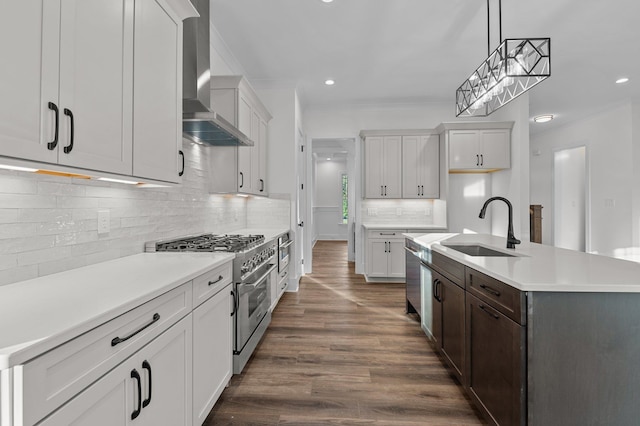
[405,233,640,426]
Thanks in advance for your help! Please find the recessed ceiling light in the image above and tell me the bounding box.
[322,0,334,3]
[616,77,629,84]
[325,79,335,86]
[534,114,554,123]
[326,158,331,161]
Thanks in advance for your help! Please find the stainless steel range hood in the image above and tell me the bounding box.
[182,0,253,146]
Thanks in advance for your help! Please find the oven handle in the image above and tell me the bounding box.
[242,263,276,290]
[279,240,294,250]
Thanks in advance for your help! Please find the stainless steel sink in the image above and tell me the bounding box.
[443,244,517,257]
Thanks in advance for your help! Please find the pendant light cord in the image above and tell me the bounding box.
[487,0,503,55]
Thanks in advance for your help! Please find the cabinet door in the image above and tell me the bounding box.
[449,130,480,169]
[193,286,232,425]
[402,136,421,198]
[382,136,402,198]
[431,271,443,347]
[237,91,252,137]
[237,145,252,193]
[466,293,525,426]
[0,0,59,164]
[418,135,440,198]
[387,240,406,278]
[250,110,261,195]
[367,240,388,277]
[38,353,135,426]
[257,117,268,195]
[132,0,181,183]
[479,129,510,169]
[137,315,192,426]
[440,279,465,380]
[57,0,134,174]
[365,137,385,198]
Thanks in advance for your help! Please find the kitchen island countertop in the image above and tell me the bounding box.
[0,252,234,369]
[405,232,640,293]
[362,223,447,230]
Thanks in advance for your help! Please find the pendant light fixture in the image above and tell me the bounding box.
[455,0,551,117]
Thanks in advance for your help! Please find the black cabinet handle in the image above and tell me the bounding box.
[476,154,480,166]
[480,154,484,166]
[63,108,74,154]
[47,102,59,150]
[479,283,501,297]
[111,313,160,346]
[380,185,383,196]
[131,369,142,420]
[260,179,264,192]
[178,150,184,177]
[230,290,236,316]
[239,172,244,188]
[208,275,224,286]
[384,185,387,196]
[142,360,152,408]
[298,221,304,228]
[479,304,500,319]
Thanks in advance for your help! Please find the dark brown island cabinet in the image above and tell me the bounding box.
[422,250,640,426]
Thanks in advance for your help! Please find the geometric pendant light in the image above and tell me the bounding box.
[456,1,551,117]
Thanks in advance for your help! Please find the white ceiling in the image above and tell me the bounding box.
[210,0,639,133]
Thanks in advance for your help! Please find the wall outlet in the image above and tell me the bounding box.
[605,199,616,208]
[97,210,110,234]
[396,208,402,216]
[424,206,432,216]
[368,208,378,216]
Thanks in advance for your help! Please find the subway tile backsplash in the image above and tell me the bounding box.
[0,141,286,286]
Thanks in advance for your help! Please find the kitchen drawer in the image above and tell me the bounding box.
[367,230,406,240]
[466,268,526,325]
[278,267,289,290]
[193,261,233,308]
[14,283,193,426]
[431,251,465,287]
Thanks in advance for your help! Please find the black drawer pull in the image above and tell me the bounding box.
[111,313,160,346]
[208,275,224,286]
[47,102,59,150]
[479,283,501,297]
[479,304,500,319]
[142,360,152,408]
[131,369,142,420]
[178,150,185,177]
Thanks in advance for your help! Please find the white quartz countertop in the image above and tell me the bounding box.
[0,252,234,369]
[362,223,447,230]
[405,233,640,293]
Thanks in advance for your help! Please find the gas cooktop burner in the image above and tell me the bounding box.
[154,234,265,253]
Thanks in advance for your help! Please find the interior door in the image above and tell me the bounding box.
[297,129,307,275]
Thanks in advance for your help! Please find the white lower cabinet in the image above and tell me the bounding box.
[366,230,406,279]
[192,283,232,425]
[39,315,192,426]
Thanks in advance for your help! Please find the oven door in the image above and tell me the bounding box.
[234,263,276,352]
[278,235,292,273]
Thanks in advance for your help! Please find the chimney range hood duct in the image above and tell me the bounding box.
[182,0,253,146]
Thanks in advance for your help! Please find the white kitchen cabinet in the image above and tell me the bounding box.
[364,136,402,198]
[132,0,184,183]
[39,315,192,426]
[0,0,134,175]
[448,129,510,171]
[192,283,232,425]
[366,230,406,278]
[402,135,440,198]
[210,76,272,195]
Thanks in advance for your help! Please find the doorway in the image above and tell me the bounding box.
[553,146,588,251]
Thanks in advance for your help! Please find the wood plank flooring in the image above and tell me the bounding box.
[204,240,486,425]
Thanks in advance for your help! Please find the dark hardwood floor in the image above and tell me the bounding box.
[205,240,486,425]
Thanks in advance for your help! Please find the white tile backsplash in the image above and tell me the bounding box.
[0,140,255,286]
[361,199,437,226]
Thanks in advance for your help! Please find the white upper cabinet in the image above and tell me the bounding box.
[364,136,402,198]
[211,76,272,196]
[0,0,195,182]
[1,0,134,174]
[448,128,511,171]
[132,0,184,183]
[402,135,440,198]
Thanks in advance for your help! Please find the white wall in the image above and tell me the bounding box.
[0,141,248,286]
[530,101,633,257]
[313,159,348,241]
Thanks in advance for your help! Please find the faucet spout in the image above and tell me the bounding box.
[479,197,521,249]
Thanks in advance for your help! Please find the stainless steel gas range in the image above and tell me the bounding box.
[146,233,276,374]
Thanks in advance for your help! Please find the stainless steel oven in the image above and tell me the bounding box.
[278,232,292,273]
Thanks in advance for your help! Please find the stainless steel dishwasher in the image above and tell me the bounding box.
[405,238,422,318]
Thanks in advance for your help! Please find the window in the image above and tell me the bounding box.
[342,173,348,224]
